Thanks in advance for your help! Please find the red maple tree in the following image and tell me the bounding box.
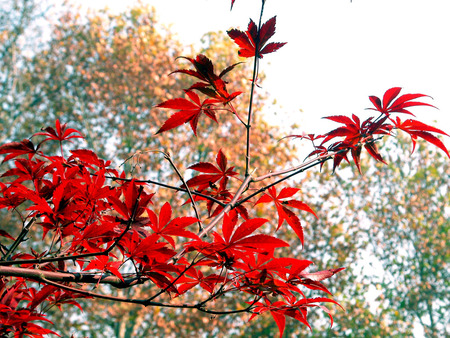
[0,1,448,337]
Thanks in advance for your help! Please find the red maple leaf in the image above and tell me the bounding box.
[156,90,221,136]
[147,202,199,248]
[392,117,450,157]
[170,54,242,102]
[0,139,38,163]
[320,114,392,172]
[186,213,288,263]
[33,119,83,143]
[176,267,227,295]
[255,186,317,246]
[227,16,286,58]
[368,87,435,116]
[84,256,124,284]
[185,149,237,191]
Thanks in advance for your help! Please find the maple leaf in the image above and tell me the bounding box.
[0,139,38,163]
[28,285,57,311]
[156,90,220,136]
[227,16,286,58]
[108,180,154,220]
[187,214,287,262]
[1,158,50,184]
[185,149,237,191]
[392,117,450,157]
[170,54,242,102]
[320,114,392,172]
[368,87,436,116]
[255,186,317,245]
[34,119,83,143]
[147,202,199,248]
[176,267,227,295]
[218,213,288,254]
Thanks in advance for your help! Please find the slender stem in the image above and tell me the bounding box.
[227,102,247,127]
[237,156,333,207]
[38,277,259,315]
[161,152,203,232]
[0,266,148,288]
[3,216,36,261]
[244,0,265,176]
[252,151,337,182]
[104,175,226,207]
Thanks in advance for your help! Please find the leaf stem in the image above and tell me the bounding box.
[245,0,265,176]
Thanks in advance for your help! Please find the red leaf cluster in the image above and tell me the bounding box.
[227,17,286,59]
[290,88,449,173]
[156,54,242,135]
[0,120,344,336]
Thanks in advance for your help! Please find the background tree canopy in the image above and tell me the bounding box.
[1,1,448,337]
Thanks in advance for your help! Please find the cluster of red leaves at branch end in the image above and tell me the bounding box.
[0,121,343,337]
[156,5,285,137]
[155,54,242,136]
[287,87,449,173]
[227,16,286,59]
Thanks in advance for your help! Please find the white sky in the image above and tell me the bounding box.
[80,0,450,149]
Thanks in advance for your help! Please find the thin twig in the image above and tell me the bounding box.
[160,151,203,232]
[252,151,337,182]
[104,174,226,207]
[0,266,148,288]
[39,277,259,315]
[3,216,36,261]
[244,0,265,176]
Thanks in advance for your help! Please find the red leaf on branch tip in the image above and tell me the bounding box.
[270,308,286,338]
[0,139,38,163]
[170,54,242,103]
[228,218,268,244]
[156,91,220,136]
[147,202,199,248]
[321,113,394,171]
[368,87,436,115]
[185,149,237,191]
[34,119,83,143]
[69,149,111,168]
[255,186,316,245]
[227,16,286,59]
[393,117,450,157]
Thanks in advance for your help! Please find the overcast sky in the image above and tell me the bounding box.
[80,0,450,148]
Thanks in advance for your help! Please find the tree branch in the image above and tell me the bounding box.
[0,266,148,288]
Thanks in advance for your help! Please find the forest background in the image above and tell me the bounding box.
[1,0,448,337]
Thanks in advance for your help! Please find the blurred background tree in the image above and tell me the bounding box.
[1,1,448,337]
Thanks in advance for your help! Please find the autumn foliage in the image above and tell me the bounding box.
[0,1,448,337]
